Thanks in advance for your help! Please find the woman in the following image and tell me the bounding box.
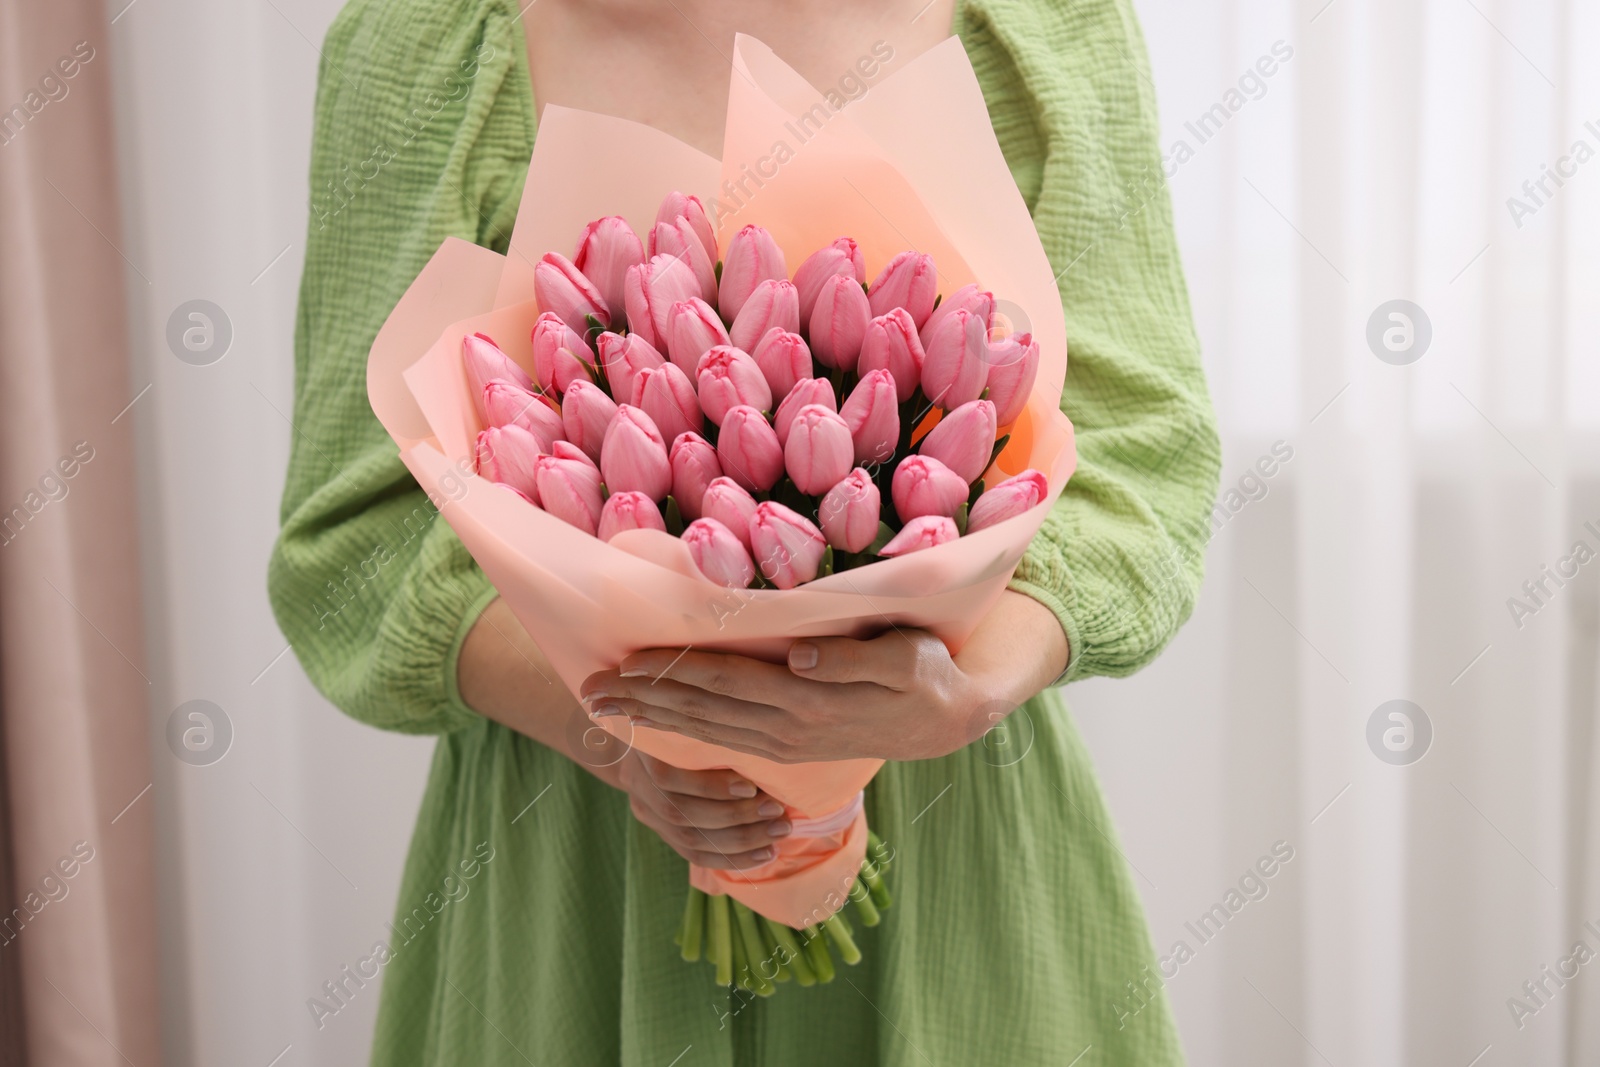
[268,0,1220,1062]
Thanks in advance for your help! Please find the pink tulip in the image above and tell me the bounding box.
[716,406,784,492]
[631,362,703,452]
[559,379,619,463]
[463,333,534,414]
[773,377,837,447]
[652,215,718,304]
[783,405,854,496]
[967,470,1050,533]
[600,405,672,501]
[534,251,609,333]
[982,332,1040,425]
[654,191,718,265]
[809,273,871,370]
[670,432,721,520]
[879,515,959,557]
[840,369,900,467]
[718,225,786,322]
[696,346,772,425]
[474,425,543,500]
[919,282,994,344]
[729,279,800,352]
[701,477,758,550]
[857,309,925,402]
[751,328,813,400]
[572,216,644,322]
[624,254,699,351]
[749,502,827,589]
[917,399,996,483]
[868,251,938,327]
[596,331,664,406]
[482,378,564,451]
[682,517,755,589]
[891,454,968,520]
[793,238,865,322]
[550,439,597,469]
[818,468,881,553]
[597,490,667,541]
[534,450,605,535]
[919,307,989,409]
[531,313,596,396]
[665,297,731,377]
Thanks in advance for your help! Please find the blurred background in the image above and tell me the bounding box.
[1,0,1596,1064]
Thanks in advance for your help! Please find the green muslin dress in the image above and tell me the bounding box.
[268,0,1221,1062]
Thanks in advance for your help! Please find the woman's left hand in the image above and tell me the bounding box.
[578,590,1070,764]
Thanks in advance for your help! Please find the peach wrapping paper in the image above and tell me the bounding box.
[367,35,1075,929]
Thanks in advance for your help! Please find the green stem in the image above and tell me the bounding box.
[730,903,750,991]
[861,858,893,911]
[732,902,775,996]
[755,916,791,983]
[680,887,706,962]
[851,875,882,927]
[708,893,733,987]
[802,924,836,984]
[765,919,815,987]
[824,912,862,965]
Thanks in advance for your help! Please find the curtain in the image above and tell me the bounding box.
[0,1,162,1065]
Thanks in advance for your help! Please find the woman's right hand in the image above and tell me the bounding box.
[617,751,792,870]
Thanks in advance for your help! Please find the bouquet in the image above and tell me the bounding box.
[368,34,1076,995]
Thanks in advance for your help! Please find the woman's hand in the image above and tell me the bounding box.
[579,590,1069,764]
[617,751,793,869]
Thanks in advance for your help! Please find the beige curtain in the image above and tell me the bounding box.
[0,1,162,1064]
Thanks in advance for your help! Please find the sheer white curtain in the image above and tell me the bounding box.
[106,0,1598,1064]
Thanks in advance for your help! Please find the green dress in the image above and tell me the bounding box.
[268,1,1221,1062]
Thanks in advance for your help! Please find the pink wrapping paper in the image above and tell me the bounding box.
[368,35,1075,929]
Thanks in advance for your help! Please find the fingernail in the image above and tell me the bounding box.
[729,780,757,798]
[766,820,792,838]
[788,642,818,670]
[619,668,649,678]
[590,703,622,718]
[751,847,774,862]
[584,690,610,703]
[757,800,784,818]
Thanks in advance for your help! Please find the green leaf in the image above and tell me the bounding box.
[987,433,1011,470]
[664,495,684,536]
[954,501,969,537]
[868,521,895,555]
[819,545,834,577]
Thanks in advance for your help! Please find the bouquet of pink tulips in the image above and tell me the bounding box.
[467,192,1048,593]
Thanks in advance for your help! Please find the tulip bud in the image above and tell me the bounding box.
[550,439,597,469]
[891,454,968,520]
[751,328,813,401]
[683,517,756,589]
[967,470,1050,533]
[919,307,988,409]
[879,515,959,557]
[475,425,543,501]
[715,406,784,492]
[597,490,667,541]
[793,237,866,322]
[572,216,644,322]
[665,297,731,377]
[857,308,925,402]
[624,254,700,351]
[718,225,786,322]
[534,252,609,333]
[729,279,800,352]
[808,273,871,370]
[654,191,718,264]
[483,378,564,452]
[818,468,881,553]
[600,405,672,501]
[652,215,718,303]
[534,450,605,535]
[531,313,596,396]
[596,331,664,407]
[670,432,722,520]
[919,282,994,344]
[559,379,619,463]
[982,332,1040,425]
[783,405,854,496]
[749,501,827,589]
[631,362,703,447]
[839,369,900,467]
[464,333,534,414]
[701,477,758,550]
[773,377,837,447]
[868,251,938,327]
[917,399,996,484]
[696,346,772,426]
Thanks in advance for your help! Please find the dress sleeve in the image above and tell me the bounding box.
[266,0,535,734]
[962,0,1223,683]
